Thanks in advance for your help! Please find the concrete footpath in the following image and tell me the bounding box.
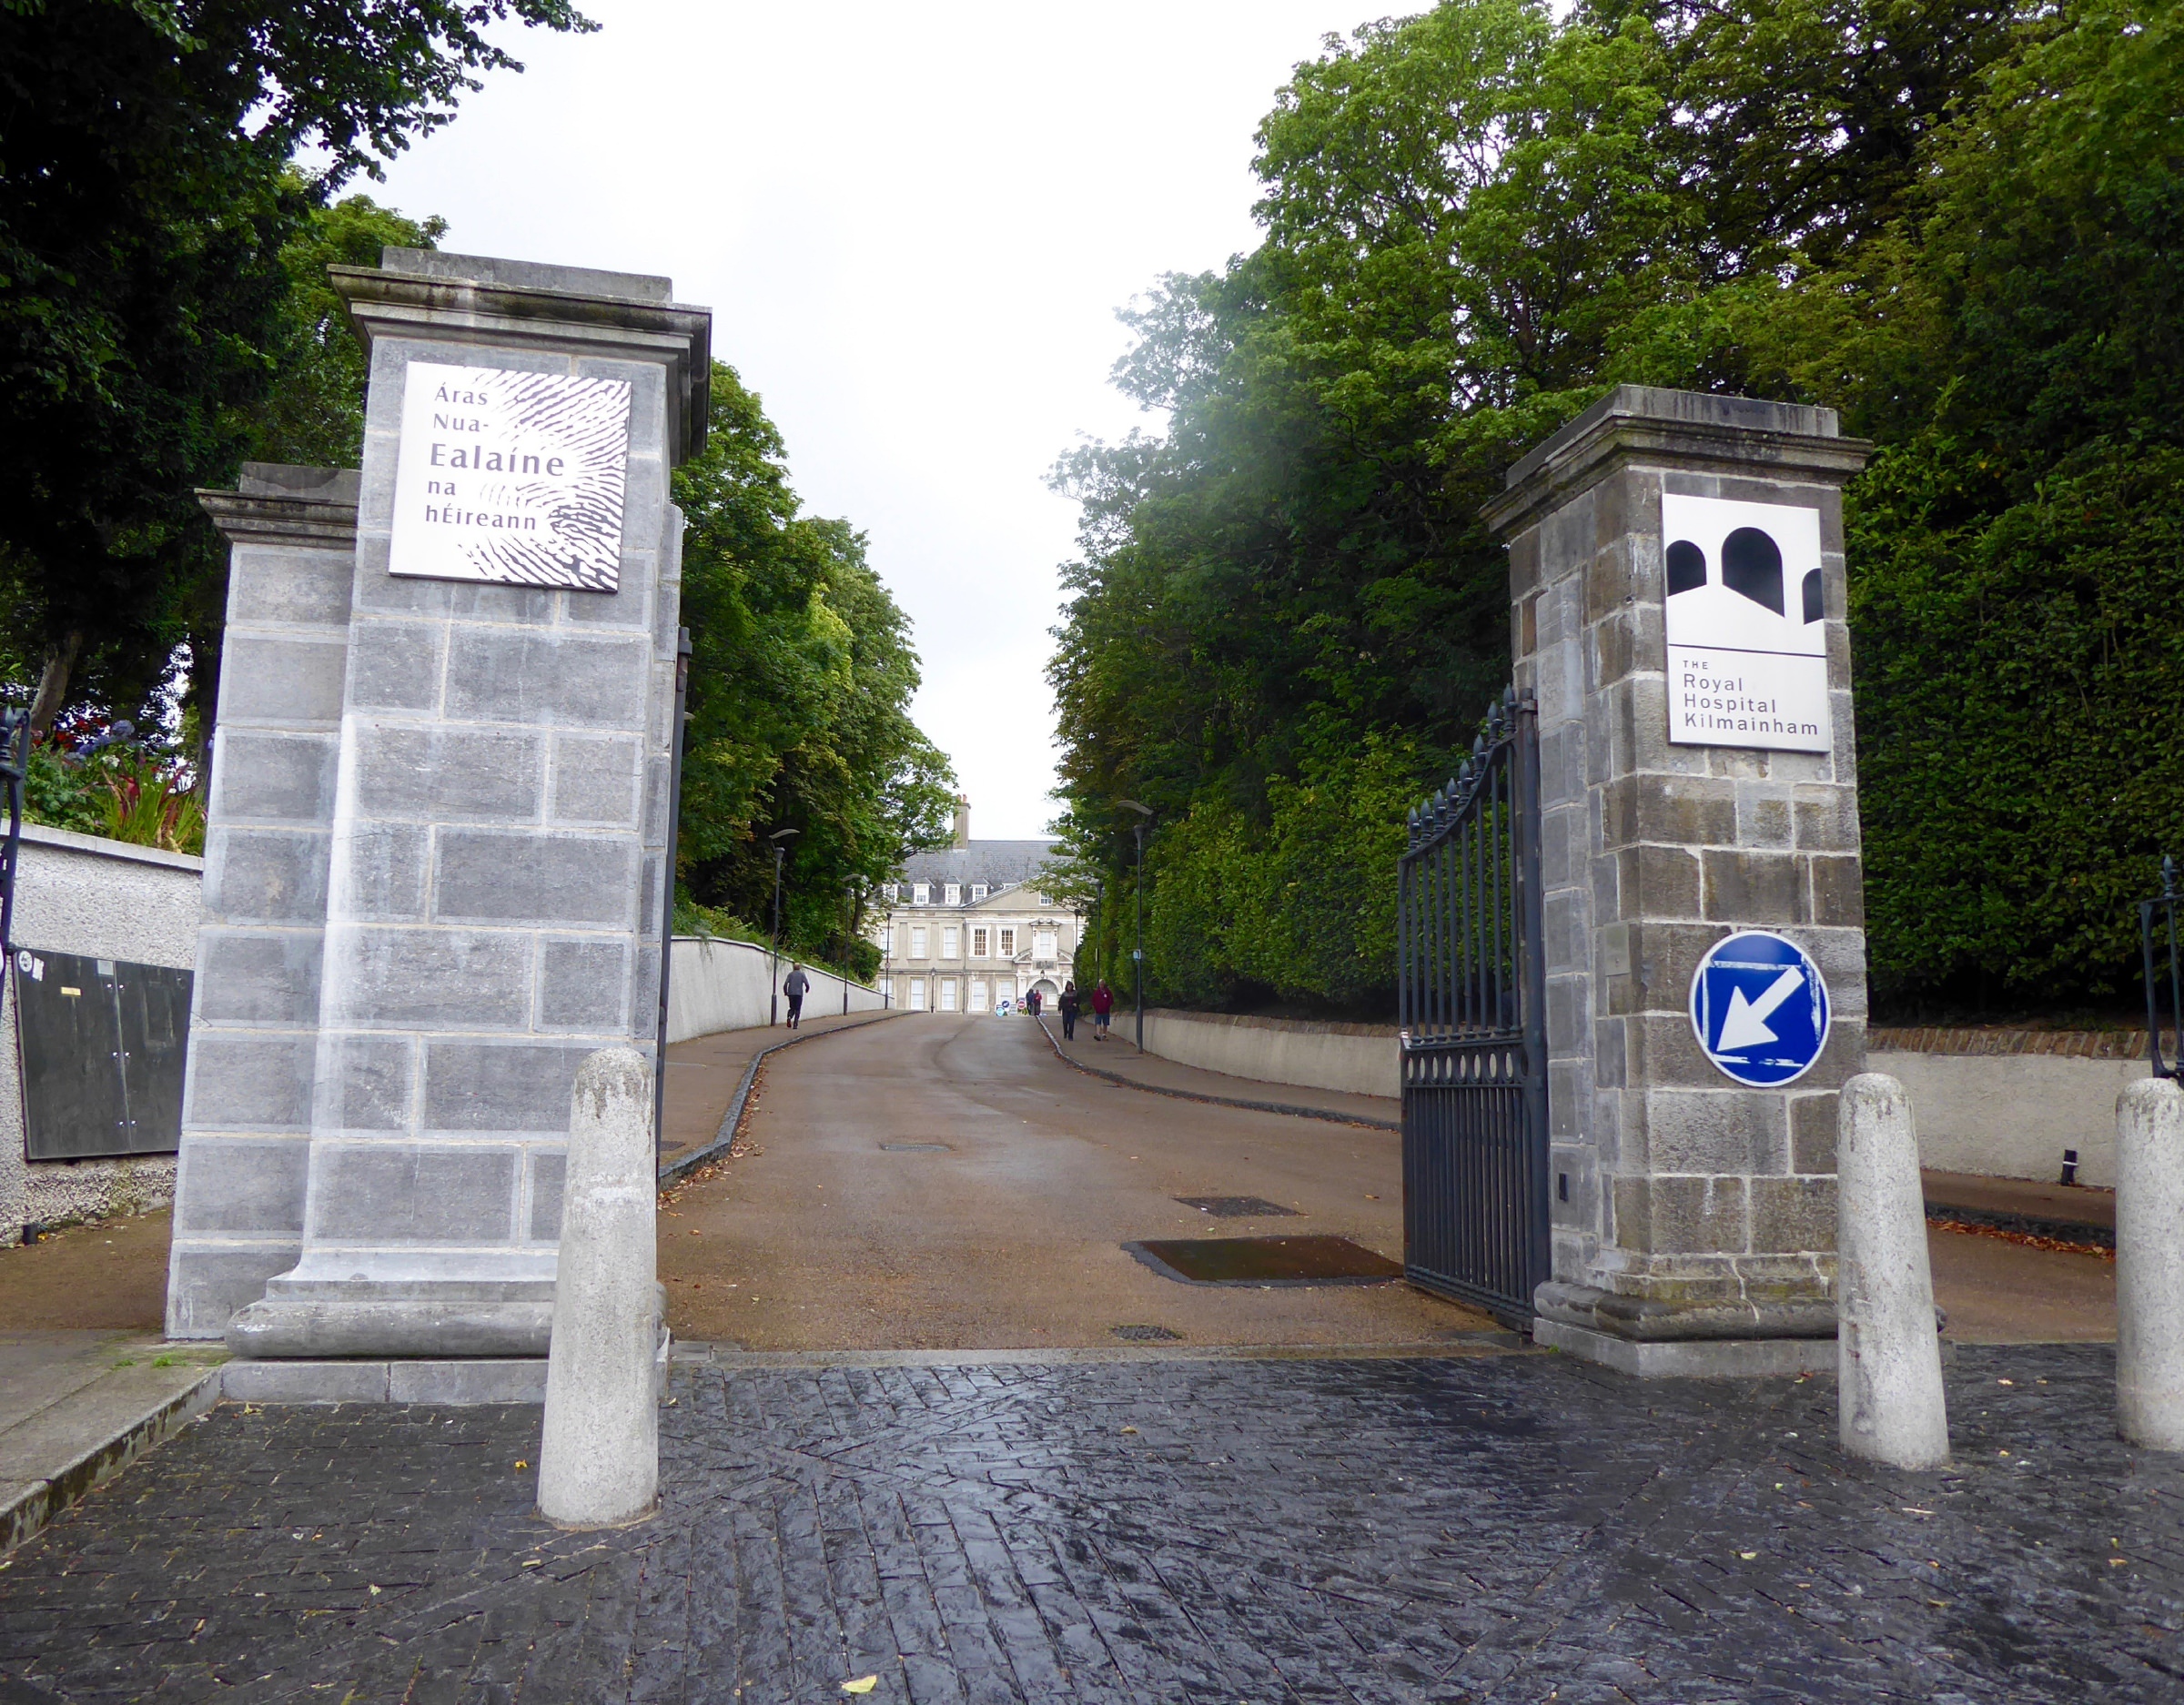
[0,1331,226,1554]
[659,1008,895,1173]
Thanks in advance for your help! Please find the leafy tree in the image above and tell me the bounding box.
[1050,0,1688,1013]
[1832,0,2184,1009]
[672,363,956,976]
[0,0,588,731]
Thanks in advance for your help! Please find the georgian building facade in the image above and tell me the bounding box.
[875,800,1080,1014]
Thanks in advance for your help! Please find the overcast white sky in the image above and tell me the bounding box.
[371,2,1390,839]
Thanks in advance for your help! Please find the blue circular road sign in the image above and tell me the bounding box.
[1688,930,1830,1087]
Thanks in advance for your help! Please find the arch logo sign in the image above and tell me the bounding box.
[1663,493,1829,753]
[1689,930,1831,1087]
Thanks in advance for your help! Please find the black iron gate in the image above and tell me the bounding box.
[1398,688,1551,1327]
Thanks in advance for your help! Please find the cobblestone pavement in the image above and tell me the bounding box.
[1,1344,2178,1703]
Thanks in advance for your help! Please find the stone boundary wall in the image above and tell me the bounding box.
[2,824,204,1244]
[1134,1008,2141,1189]
[1868,1025,2151,1191]
[665,936,885,1043]
[1138,1009,1399,1101]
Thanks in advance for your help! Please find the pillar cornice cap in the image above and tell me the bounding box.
[197,463,359,548]
[329,249,713,463]
[1484,385,1872,535]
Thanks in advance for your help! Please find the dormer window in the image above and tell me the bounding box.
[944,883,962,906]
[971,884,988,903]
[884,883,899,903]
[912,883,930,906]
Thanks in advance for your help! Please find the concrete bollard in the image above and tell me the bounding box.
[538,1047,660,1528]
[1837,1073,1950,1468]
[2118,1076,2184,1449]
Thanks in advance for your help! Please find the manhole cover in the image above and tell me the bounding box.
[1110,1324,1183,1342]
[879,1142,952,1153]
[1173,1196,1299,1219]
[1124,1236,1403,1286]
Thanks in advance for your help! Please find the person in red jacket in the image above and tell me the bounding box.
[1090,978,1113,1041]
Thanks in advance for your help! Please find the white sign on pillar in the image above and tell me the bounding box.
[1662,494,1829,752]
[389,361,633,593]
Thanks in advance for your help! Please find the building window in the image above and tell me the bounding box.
[971,926,988,958]
[942,925,960,959]
[909,979,926,1011]
[912,883,930,906]
[1034,929,1057,960]
[910,926,928,959]
[938,979,958,1013]
[970,978,988,1011]
[878,975,892,1000]
[945,883,961,906]
[884,883,899,903]
[971,884,988,903]
[998,926,1016,956]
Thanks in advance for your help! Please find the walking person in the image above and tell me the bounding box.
[783,962,809,1030]
[1059,981,1080,1042]
[1091,978,1113,1041]
[1028,987,1042,1018]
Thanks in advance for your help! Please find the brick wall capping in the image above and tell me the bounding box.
[1869,1025,2154,1061]
[329,253,713,463]
[1483,384,1874,535]
[196,463,359,548]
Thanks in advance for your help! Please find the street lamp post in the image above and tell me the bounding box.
[1118,800,1153,1052]
[841,881,855,1014]
[768,827,798,1026]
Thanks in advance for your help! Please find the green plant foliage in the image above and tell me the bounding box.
[672,363,956,976]
[1051,0,1692,1014]
[19,744,110,839]
[17,737,205,853]
[97,750,206,853]
[1834,0,2184,1006]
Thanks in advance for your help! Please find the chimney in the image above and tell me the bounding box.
[953,795,971,849]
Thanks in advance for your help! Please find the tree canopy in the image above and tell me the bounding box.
[0,0,587,731]
[1050,0,2184,1019]
[672,364,956,975]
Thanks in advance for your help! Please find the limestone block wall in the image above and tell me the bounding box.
[1138,1009,1399,1100]
[167,465,359,1333]
[664,936,885,1042]
[0,825,203,1242]
[1491,388,1871,1329]
[172,252,713,1356]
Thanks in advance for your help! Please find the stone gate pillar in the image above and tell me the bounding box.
[169,250,710,1375]
[1482,387,1872,1375]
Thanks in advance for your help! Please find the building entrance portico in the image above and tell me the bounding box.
[878,796,1081,1017]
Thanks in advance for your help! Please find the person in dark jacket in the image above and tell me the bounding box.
[783,963,809,1029]
[1027,987,1042,1017]
[1059,981,1080,1041]
[1090,979,1113,1040]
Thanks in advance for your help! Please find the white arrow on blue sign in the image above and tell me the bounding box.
[1687,930,1831,1087]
